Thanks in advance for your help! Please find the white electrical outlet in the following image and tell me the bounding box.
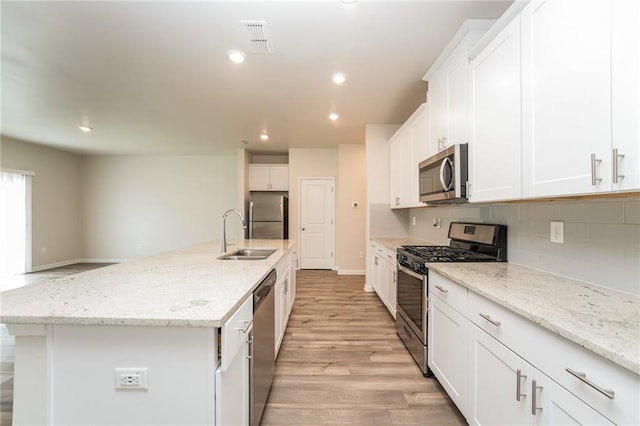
[359,251,364,258]
[115,367,148,390]
[433,217,441,229]
[550,221,564,244]
[412,216,416,226]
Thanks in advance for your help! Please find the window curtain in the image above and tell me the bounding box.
[0,171,27,275]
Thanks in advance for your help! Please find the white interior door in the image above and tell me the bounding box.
[299,178,334,269]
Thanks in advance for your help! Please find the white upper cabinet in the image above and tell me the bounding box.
[249,164,289,191]
[521,0,639,197]
[468,15,523,202]
[389,103,429,209]
[424,20,496,154]
[611,0,640,191]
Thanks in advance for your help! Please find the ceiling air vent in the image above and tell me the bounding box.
[241,20,274,54]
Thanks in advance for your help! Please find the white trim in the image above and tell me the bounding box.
[336,269,365,276]
[1,168,36,176]
[25,175,33,273]
[363,285,374,293]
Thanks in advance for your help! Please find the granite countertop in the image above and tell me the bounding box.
[372,236,433,252]
[0,239,295,328]
[428,262,640,376]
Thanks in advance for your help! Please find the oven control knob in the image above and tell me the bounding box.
[412,262,422,271]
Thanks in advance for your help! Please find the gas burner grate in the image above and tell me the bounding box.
[401,246,497,262]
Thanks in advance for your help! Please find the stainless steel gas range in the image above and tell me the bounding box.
[395,222,508,376]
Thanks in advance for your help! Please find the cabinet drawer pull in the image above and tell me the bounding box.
[479,313,501,327]
[591,153,602,186]
[435,285,448,294]
[613,148,625,183]
[516,369,527,402]
[238,320,252,334]
[565,368,615,399]
[531,379,542,415]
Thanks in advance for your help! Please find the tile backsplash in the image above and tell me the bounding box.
[408,197,640,296]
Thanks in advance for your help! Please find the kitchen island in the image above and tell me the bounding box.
[0,239,296,426]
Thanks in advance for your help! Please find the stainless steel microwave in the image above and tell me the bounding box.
[418,143,468,204]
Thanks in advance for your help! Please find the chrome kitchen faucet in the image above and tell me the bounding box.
[220,209,247,254]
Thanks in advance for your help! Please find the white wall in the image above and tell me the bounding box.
[365,125,410,238]
[408,197,640,295]
[336,145,367,273]
[82,155,238,260]
[1,136,83,270]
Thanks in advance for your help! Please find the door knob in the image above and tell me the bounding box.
[301,227,306,231]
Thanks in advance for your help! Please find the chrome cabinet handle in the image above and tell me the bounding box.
[479,312,501,327]
[612,148,625,183]
[516,369,527,402]
[565,368,615,399]
[591,153,602,186]
[435,285,448,294]
[238,320,252,334]
[531,379,542,415]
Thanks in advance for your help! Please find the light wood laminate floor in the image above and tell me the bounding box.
[261,270,465,426]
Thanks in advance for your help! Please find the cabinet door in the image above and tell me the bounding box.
[249,165,271,191]
[522,0,612,197]
[410,105,430,204]
[534,371,614,426]
[429,294,467,415]
[611,0,640,191]
[275,278,286,355]
[389,135,403,208]
[385,259,397,319]
[368,247,379,293]
[269,165,289,191]
[467,324,533,426]
[216,324,251,426]
[376,253,389,307]
[428,73,448,153]
[447,52,471,146]
[469,16,522,202]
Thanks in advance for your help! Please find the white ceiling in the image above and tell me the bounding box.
[1,1,511,155]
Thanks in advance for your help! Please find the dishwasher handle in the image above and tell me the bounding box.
[254,269,277,310]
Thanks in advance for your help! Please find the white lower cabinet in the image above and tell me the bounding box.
[427,270,635,425]
[428,292,467,415]
[275,269,290,355]
[467,325,612,426]
[369,241,397,318]
[216,296,252,425]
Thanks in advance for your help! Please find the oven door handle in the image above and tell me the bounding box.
[398,264,425,280]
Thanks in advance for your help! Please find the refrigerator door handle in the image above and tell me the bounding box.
[249,201,254,239]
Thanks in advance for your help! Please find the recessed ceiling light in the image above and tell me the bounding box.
[227,50,246,64]
[329,113,339,121]
[78,125,93,132]
[339,0,358,3]
[260,133,269,141]
[331,72,347,85]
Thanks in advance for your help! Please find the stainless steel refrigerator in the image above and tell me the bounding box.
[248,193,289,239]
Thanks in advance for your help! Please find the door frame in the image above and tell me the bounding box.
[297,177,335,270]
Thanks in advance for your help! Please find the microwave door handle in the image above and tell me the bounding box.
[440,157,453,191]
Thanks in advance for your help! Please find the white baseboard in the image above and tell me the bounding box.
[30,258,128,272]
[30,259,81,272]
[363,285,374,292]
[336,269,365,276]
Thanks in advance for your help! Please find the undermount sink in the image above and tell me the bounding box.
[218,248,277,260]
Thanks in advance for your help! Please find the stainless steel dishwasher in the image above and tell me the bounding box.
[251,269,276,426]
